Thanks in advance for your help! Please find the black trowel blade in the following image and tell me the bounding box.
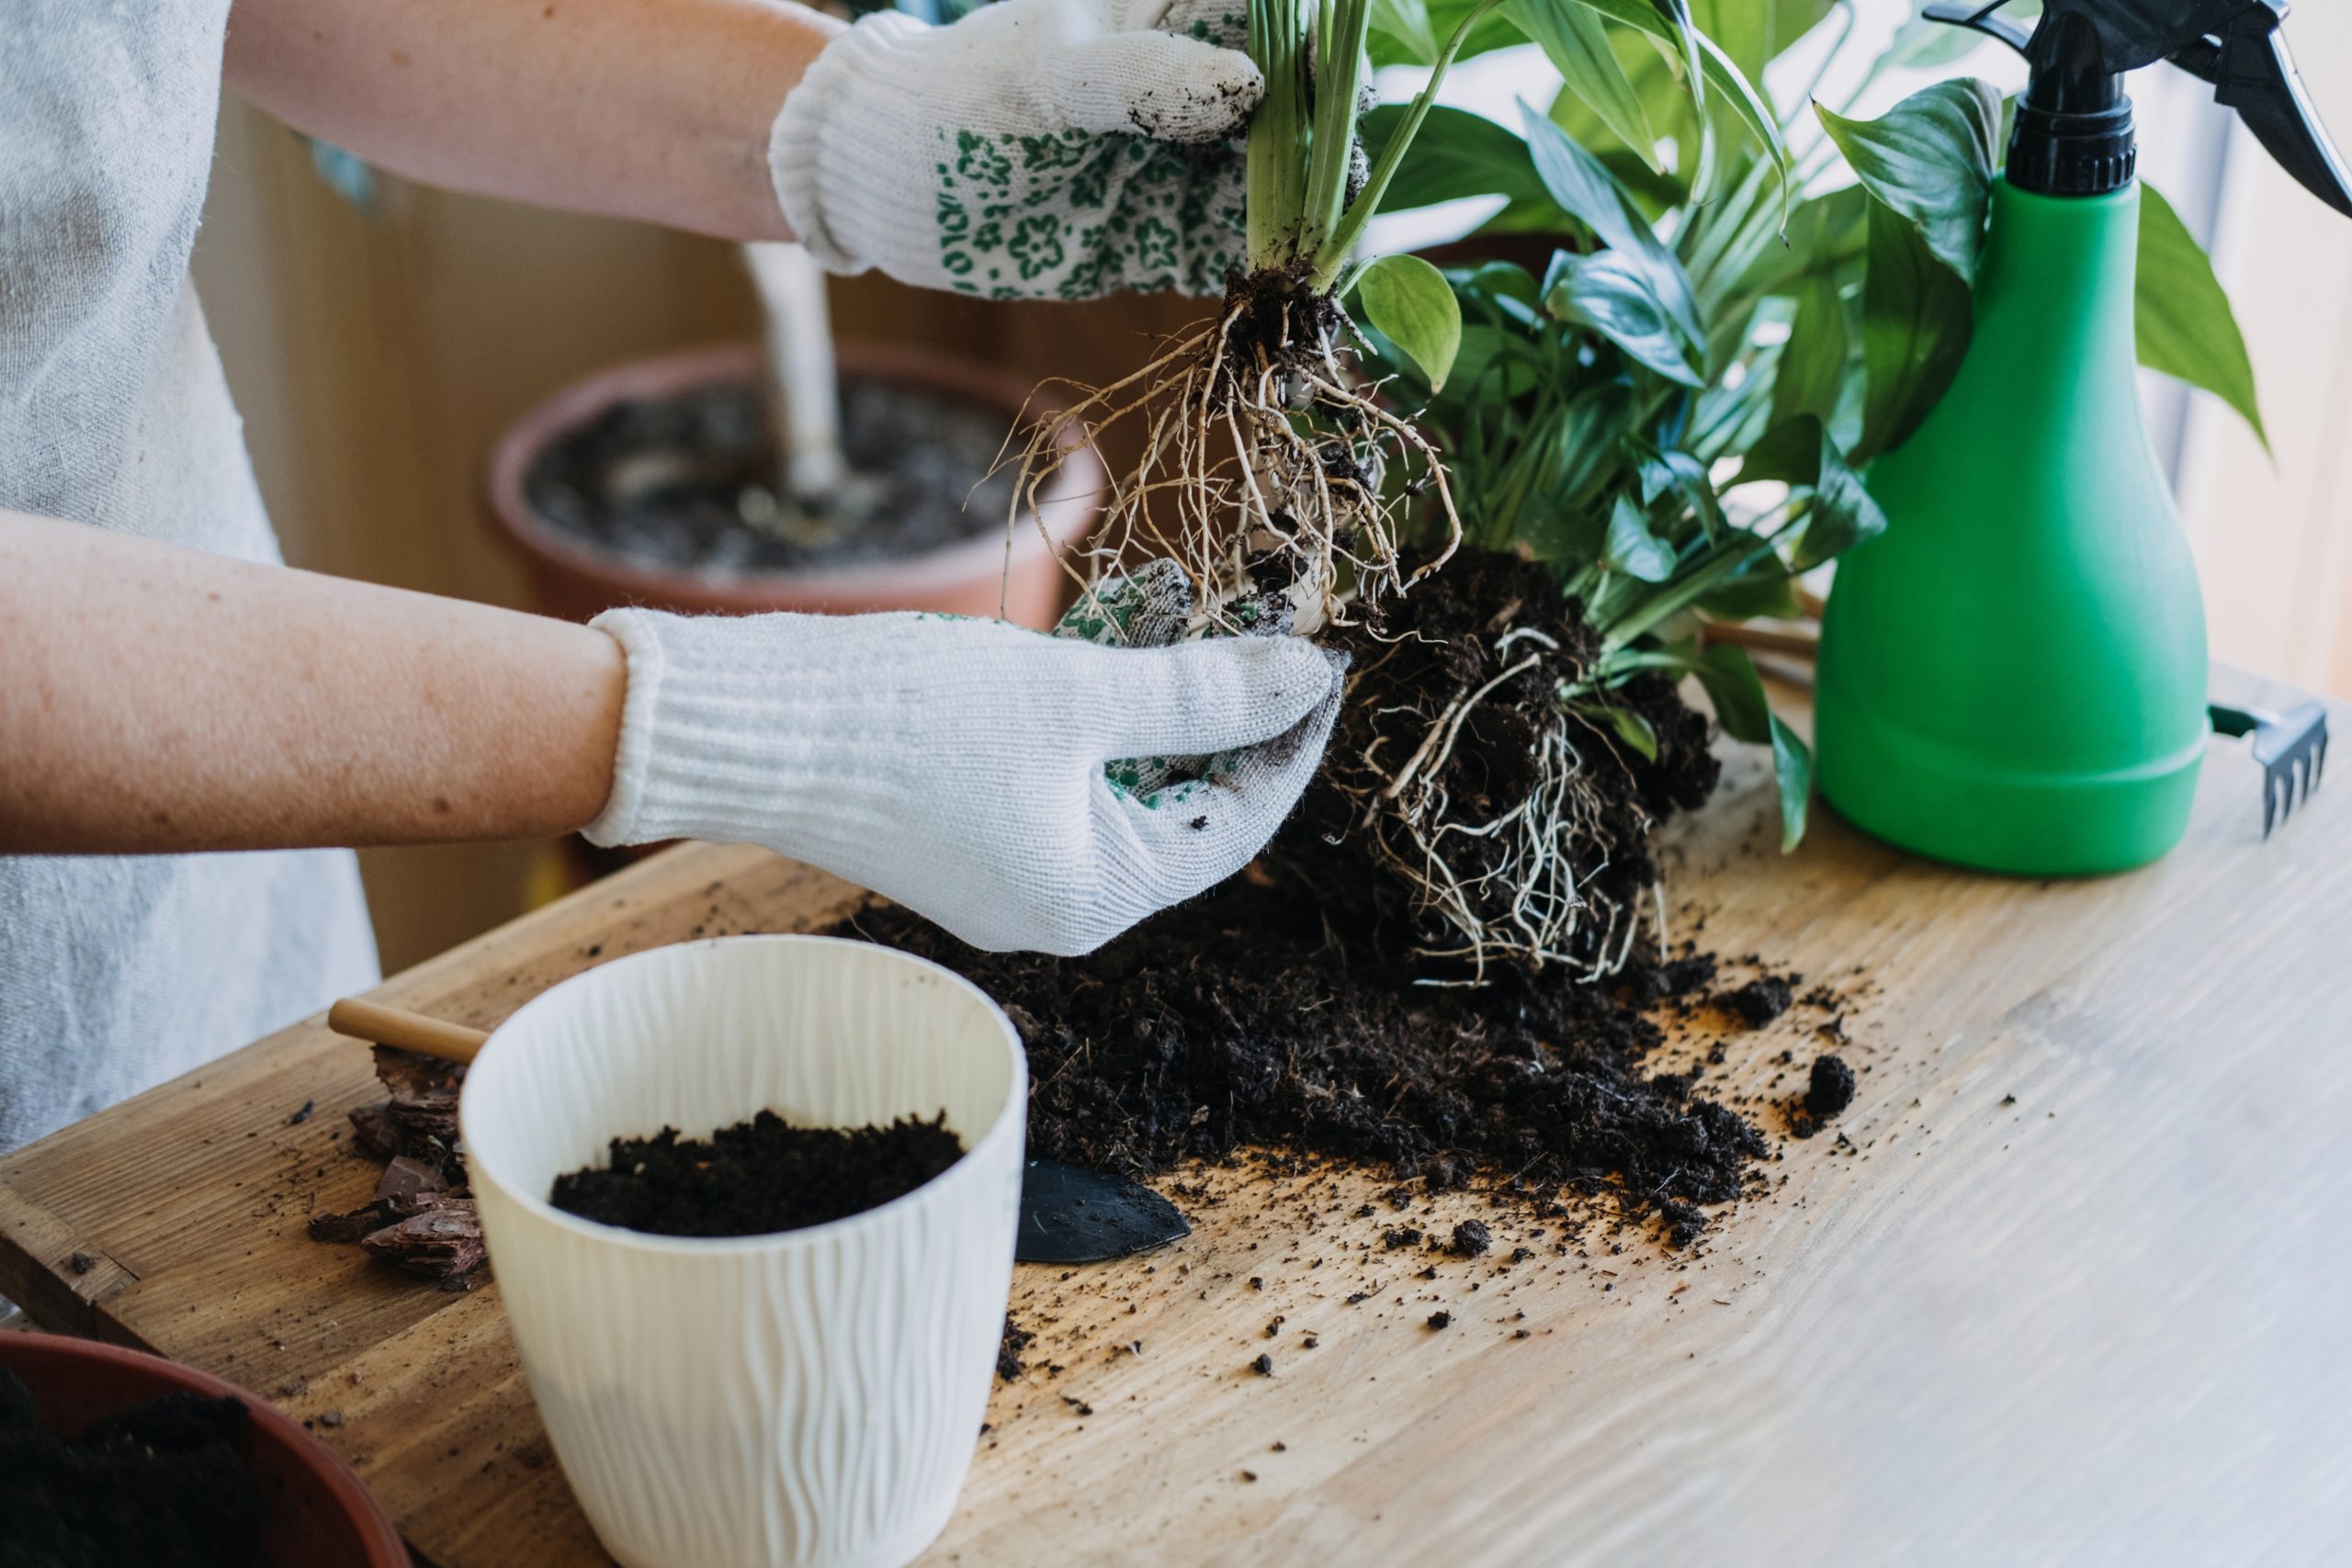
[1015,1158,1190,1264]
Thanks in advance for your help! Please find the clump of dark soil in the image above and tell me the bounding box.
[0,1371,265,1568]
[996,1316,1035,1383]
[1720,976,1796,1028]
[845,871,1768,1247]
[524,376,1014,576]
[549,1110,965,1238]
[1282,548,1720,976]
[307,1046,485,1289]
[1786,1054,1858,1140]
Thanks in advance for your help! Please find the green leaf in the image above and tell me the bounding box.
[1576,702,1662,760]
[1518,100,1658,262]
[1770,269,1850,429]
[1693,641,1771,744]
[1604,491,1678,580]
[1769,713,1812,852]
[1545,250,1705,384]
[1363,105,1554,215]
[1697,555,1799,619]
[1737,413,1887,570]
[1574,0,1792,216]
[1368,0,1440,64]
[1857,196,1973,460]
[1815,79,2003,285]
[1508,0,1664,172]
[1355,254,1464,391]
[1690,0,1770,85]
[2137,182,2268,450]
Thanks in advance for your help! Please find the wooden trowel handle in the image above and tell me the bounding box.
[327,998,491,1066]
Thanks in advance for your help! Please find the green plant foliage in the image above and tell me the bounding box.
[1345,2,2268,850]
[1356,254,1464,389]
[2136,183,2268,449]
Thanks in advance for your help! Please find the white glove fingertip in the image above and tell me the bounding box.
[1064,32,1264,141]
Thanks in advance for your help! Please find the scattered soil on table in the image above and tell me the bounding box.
[549,1110,965,1238]
[845,873,1769,1248]
[523,377,1016,576]
[0,1371,265,1568]
[1719,976,1795,1029]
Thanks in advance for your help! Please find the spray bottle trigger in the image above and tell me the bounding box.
[1923,0,2033,56]
[2169,6,2352,218]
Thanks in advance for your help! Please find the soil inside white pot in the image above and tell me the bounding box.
[524,376,1016,574]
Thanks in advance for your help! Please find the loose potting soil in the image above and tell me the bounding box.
[848,881,1775,1248]
[0,1371,266,1568]
[548,1110,965,1238]
[524,376,1016,575]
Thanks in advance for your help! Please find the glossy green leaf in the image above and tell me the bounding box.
[1769,713,1813,852]
[1815,79,2003,284]
[1857,195,1973,460]
[1356,254,1464,391]
[1738,412,1887,569]
[1696,556,1801,620]
[1545,251,1706,384]
[1575,0,1792,215]
[1509,0,1664,171]
[1690,0,1770,85]
[1770,269,1850,430]
[2137,182,2268,450]
[1363,105,1553,214]
[1693,641,1771,744]
[1519,103,1705,344]
[1369,0,1440,64]
[1604,491,1679,580]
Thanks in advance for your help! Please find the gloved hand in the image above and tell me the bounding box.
[583,605,1343,956]
[768,0,1257,300]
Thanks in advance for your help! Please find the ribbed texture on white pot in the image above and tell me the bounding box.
[461,935,1025,1568]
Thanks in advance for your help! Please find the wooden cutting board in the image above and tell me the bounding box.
[6,675,2349,1563]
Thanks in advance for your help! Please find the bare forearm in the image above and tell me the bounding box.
[222,0,839,241]
[0,512,625,855]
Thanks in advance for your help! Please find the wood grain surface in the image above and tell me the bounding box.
[5,675,2347,1563]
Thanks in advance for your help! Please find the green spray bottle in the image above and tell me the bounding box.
[1815,0,2352,874]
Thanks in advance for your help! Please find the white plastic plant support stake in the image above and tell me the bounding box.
[461,935,1026,1568]
[744,241,847,502]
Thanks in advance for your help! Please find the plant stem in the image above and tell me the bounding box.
[1247,0,1309,269]
[1298,0,1374,263]
[1307,0,1507,289]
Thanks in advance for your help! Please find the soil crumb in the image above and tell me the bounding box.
[1805,1055,1857,1120]
[524,376,1014,576]
[1720,976,1796,1029]
[997,1316,1035,1383]
[549,1110,964,1238]
[844,871,1769,1247]
[0,1371,266,1568]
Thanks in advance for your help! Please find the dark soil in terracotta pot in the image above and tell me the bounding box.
[1,1371,266,1568]
[524,376,1015,575]
[548,1111,966,1237]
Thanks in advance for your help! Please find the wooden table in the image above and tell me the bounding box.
[6,674,2350,1563]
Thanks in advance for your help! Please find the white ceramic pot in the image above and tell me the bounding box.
[461,935,1026,1568]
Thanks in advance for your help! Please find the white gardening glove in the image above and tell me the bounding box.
[769,0,1257,300]
[583,606,1344,956]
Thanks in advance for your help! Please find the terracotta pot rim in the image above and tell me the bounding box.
[484,340,1102,611]
[0,1331,410,1566]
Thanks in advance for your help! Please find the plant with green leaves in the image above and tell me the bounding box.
[1308,0,2262,975]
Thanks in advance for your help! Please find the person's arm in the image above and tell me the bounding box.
[221,0,835,241]
[0,509,625,853]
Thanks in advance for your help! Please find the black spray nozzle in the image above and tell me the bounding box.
[1924,0,2352,215]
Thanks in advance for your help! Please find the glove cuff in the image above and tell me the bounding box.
[769,11,928,276]
[586,607,832,851]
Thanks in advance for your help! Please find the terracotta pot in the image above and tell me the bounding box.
[0,1331,409,1566]
[486,341,1102,627]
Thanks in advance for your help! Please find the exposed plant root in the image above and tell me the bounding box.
[1006,269,1460,631]
[1278,550,1721,985]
